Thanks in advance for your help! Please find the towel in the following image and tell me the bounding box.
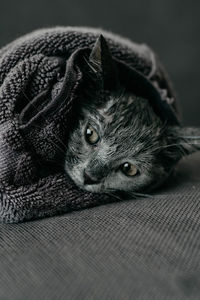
[0,26,179,223]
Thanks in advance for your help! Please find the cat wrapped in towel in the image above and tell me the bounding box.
[0,26,199,223]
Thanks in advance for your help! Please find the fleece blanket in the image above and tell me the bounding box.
[0,26,179,223]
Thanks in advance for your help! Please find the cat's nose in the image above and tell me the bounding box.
[83,170,100,185]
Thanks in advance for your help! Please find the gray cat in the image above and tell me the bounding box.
[1,27,200,223]
[64,35,200,199]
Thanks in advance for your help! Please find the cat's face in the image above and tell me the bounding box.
[63,34,200,198]
[64,91,182,196]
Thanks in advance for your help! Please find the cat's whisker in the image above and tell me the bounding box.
[105,192,123,201]
[128,191,154,198]
[153,141,200,152]
[84,56,98,74]
[160,120,169,134]
[106,188,151,200]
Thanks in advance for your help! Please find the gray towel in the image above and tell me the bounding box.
[0,26,179,223]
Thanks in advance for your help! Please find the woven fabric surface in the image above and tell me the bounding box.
[0,153,200,300]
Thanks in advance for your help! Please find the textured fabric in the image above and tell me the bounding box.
[0,153,200,300]
[0,26,180,223]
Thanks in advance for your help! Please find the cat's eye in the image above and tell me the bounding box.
[120,162,138,177]
[85,125,100,145]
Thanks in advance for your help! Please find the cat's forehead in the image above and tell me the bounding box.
[98,92,136,118]
[83,91,160,130]
[81,95,162,157]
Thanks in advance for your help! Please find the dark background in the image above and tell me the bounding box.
[1,0,200,125]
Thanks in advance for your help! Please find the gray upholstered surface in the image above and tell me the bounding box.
[1,153,200,300]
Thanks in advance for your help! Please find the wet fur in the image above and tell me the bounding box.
[64,89,196,199]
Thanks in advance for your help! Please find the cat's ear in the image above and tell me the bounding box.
[88,34,118,89]
[171,126,200,156]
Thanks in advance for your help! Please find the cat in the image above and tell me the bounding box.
[64,35,200,199]
[1,28,200,223]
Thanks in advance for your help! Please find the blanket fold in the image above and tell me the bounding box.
[0,27,179,223]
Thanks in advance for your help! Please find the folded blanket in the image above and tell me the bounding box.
[0,26,179,223]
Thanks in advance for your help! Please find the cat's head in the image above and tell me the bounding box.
[65,88,200,197]
[64,35,200,197]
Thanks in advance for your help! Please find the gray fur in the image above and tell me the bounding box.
[64,89,200,199]
[64,34,200,200]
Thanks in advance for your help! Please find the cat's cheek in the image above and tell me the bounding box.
[63,160,83,186]
[82,184,103,193]
[105,173,126,191]
[107,173,148,192]
[66,168,84,188]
